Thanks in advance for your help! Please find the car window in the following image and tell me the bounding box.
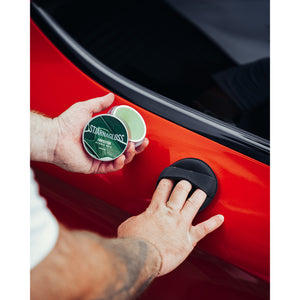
[32,0,269,162]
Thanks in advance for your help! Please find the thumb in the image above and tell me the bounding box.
[84,93,115,114]
[191,214,224,244]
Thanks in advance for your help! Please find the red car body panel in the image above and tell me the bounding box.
[31,18,270,299]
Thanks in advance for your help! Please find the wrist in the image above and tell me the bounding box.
[30,112,59,164]
[137,238,163,277]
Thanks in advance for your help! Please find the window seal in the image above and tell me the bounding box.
[31,2,270,165]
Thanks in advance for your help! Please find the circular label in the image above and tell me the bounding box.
[82,114,128,161]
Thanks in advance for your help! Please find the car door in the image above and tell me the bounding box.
[30,1,269,299]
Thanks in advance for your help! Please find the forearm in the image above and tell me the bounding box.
[31,225,161,300]
[99,237,161,299]
[30,112,58,163]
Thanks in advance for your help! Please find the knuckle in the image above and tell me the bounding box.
[202,219,218,235]
[186,198,199,209]
[71,102,86,113]
[71,102,82,109]
[186,197,196,207]
[202,223,211,234]
[166,205,179,217]
[176,180,192,192]
[159,178,172,189]
[146,202,159,213]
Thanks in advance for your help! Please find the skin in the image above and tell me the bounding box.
[118,179,224,277]
[30,93,149,174]
[30,93,224,299]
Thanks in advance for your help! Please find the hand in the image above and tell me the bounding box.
[118,179,224,276]
[52,93,149,174]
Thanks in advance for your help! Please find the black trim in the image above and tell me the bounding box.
[31,2,270,165]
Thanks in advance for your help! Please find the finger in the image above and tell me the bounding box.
[98,155,125,173]
[190,215,224,244]
[148,179,174,210]
[113,155,126,171]
[124,142,136,164]
[181,189,207,222]
[135,138,149,154]
[84,93,114,115]
[166,180,192,211]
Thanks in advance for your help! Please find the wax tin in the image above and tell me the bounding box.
[82,114,128,161]
[109,105,146,147]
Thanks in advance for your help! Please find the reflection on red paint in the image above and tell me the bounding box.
[31,17,269,298]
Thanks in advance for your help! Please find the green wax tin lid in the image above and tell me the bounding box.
[82,114,128,161]
[110,105,146,147]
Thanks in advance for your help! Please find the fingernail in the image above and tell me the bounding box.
[106,92,114,99]
[218,215,224,223]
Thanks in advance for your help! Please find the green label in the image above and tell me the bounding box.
[82,115,128,161]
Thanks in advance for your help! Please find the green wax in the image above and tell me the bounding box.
[114,107,145,141]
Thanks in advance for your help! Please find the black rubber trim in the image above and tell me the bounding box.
[31,2,270,165]
[157,158,218,211]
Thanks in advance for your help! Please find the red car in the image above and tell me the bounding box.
[30,1,270,299]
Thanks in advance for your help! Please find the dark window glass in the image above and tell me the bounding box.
[32,0,270,140]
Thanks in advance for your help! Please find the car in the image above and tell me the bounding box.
[30,0,270,299]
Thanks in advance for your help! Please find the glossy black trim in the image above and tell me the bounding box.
[31,2,270,165]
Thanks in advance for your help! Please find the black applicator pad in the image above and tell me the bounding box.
[157,158,218,211]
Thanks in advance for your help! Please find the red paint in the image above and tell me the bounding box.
[33,167,269,300]
[31,18,270,290]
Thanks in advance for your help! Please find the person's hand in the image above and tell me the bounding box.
[52,93,149,174]
[118,179,224,276]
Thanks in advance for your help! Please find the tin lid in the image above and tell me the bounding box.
[82,114,128,161]
[111,105,146,144]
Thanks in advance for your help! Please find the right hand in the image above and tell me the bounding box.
[118,179,224,276]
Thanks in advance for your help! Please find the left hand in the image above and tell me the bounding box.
[52,93,149,174]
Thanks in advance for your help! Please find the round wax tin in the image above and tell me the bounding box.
[110,105,146,147]
[82,114,128,161]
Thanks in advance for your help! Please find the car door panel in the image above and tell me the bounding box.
[31,20,270,288]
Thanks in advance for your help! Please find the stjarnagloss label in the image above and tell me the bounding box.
[85,124,126,143]
[82,114,128,161]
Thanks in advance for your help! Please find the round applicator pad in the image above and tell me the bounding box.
[157,158,218,211]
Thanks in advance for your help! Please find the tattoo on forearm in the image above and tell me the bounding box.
[135,273,156,298]
[96,239,157,300]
